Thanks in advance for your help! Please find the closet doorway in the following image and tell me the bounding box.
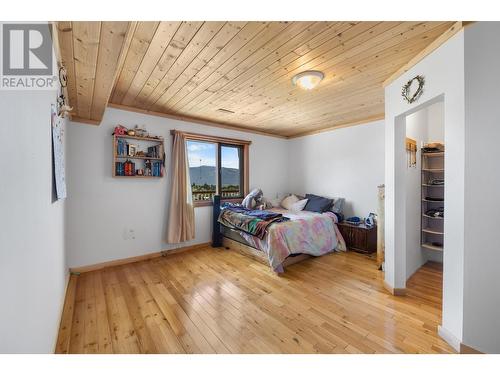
[404,98,445,317]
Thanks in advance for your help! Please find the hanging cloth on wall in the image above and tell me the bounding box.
[406,137,417,168]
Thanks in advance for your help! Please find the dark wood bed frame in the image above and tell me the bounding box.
[212,195,311,272]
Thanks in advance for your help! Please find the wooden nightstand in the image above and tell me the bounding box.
[338,222,377,254]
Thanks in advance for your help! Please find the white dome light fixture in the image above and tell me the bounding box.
[292,70,324,90]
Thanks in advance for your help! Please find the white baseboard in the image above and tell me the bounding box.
[438,325,461,352]
[53,270,71,353]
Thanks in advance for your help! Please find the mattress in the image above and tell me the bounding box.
[220,225,258,249]
[221,224,304,258]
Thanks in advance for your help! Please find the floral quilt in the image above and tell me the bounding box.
[239,208,346,272]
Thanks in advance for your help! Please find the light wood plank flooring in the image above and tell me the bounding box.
[56,247,453,354]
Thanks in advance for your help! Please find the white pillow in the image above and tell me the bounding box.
[290,198,308,212]
[280,194,299,210]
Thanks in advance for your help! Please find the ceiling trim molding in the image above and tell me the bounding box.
[72,103,386,138]
[383,21,463,87]
[71,116,101,125]
[287,114,385,139]
[106,103,288,139]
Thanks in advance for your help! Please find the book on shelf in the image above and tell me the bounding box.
[115,162,123,176]
[115,160,136,176]
[147,144,164,159]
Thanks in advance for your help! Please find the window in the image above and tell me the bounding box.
[185,134,249,206]
[187,140,217,202]
[220,144,243,199]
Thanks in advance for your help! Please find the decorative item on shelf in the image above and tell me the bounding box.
[137,169,144,176]
[144,159,152,176]
[127,129,136,136]
[406,137,417,168]
[113,125,128,135]
[128,144,137,156]
[402,75,425,104]
[133,124,148,138]
[135,150,147,157]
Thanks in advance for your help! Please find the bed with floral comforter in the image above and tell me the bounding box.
[219,206,346,272]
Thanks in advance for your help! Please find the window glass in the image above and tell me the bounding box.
[187,140,217,202]
[221,145,242,198]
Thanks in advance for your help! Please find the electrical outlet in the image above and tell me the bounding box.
[122,227,136,240]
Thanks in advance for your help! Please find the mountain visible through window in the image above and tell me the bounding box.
[221,145,242,199]
[186,140,244,203]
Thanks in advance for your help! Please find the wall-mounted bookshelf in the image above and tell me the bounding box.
[112,134,165,178]
[421,147,444,252]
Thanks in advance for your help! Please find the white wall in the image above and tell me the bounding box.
[287,120,385,218]
[405,109,427,278]
[0,22,67,353]
[66,107,289,268]
[463,22,500,354]
[0,91,67,353]
[385,30,465,349]
[427,101,445,142]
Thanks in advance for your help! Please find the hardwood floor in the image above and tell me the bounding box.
[56,247,453,354]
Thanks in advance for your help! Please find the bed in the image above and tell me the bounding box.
[212,196,346,273]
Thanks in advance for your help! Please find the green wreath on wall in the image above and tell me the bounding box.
[402,75,425,104]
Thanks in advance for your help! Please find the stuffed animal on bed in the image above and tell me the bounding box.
[242,188,263,209]
[242,188,274,210]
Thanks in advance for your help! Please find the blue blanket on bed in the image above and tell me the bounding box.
[221,203,282,220]
[219,203,289,239]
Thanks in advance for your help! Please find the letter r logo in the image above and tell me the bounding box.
[2,24,52,76]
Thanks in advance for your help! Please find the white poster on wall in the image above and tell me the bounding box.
[52,104,66,200]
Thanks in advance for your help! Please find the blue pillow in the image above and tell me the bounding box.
[304,194,333,213]
[331,197,345,214]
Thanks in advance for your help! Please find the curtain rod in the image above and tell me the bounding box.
[170,130,252,145]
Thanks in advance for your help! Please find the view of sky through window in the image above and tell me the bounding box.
[186,140,216,168]
[187,141,239,168]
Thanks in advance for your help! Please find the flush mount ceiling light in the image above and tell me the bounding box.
[292,70,324,90]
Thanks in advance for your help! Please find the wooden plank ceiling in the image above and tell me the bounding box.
[57,21,454,137]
